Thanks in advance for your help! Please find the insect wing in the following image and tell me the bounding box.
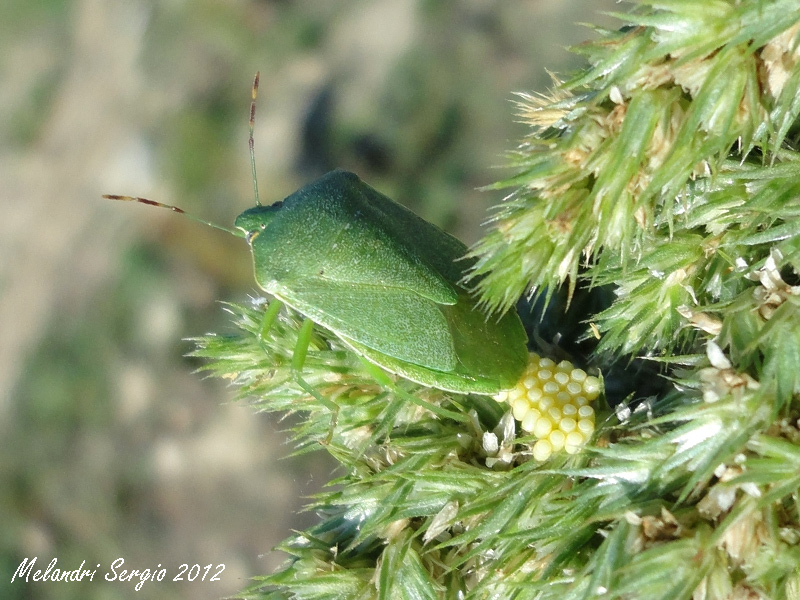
[345,296,528,393]
[442,288,528,387]
[341,172,468,284]
[272,278,458,372]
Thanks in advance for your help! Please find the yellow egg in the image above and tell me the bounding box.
[537,369,553,382]
[533,416,554,438]
[532,439,553,461]
[521,408,542,433]
[538,395,555,411]
[554,372,570,386]
[583,376,601,396]
[493,353,601,460]
[548,430,566,451]
[565,431,586,454]
[571,369,587,383]
[543,381,560,395]
[547,406,562,422]
[559,417,577,434]
[523,375,538,389]
[512,398,530,421]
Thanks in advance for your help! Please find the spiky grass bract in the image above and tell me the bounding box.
[196,2,800,598]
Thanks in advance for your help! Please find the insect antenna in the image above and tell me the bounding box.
[102,194,243,237]
[103,75,268,237]
[249,71,261,207]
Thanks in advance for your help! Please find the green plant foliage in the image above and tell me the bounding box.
[195,1,800,598]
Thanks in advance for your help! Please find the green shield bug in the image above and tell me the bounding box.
[105,73,528,396]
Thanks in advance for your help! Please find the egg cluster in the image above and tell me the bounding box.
[494,354,601,461]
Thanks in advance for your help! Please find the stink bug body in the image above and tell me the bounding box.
[106,73,528,396]
[235,169,528,394]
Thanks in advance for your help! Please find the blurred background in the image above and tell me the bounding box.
[1,1,618,598]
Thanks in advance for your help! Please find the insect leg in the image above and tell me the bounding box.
[259,298,283,340]
[292,318,339,444]
[256,301,338,442]
[291,318,314,372]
